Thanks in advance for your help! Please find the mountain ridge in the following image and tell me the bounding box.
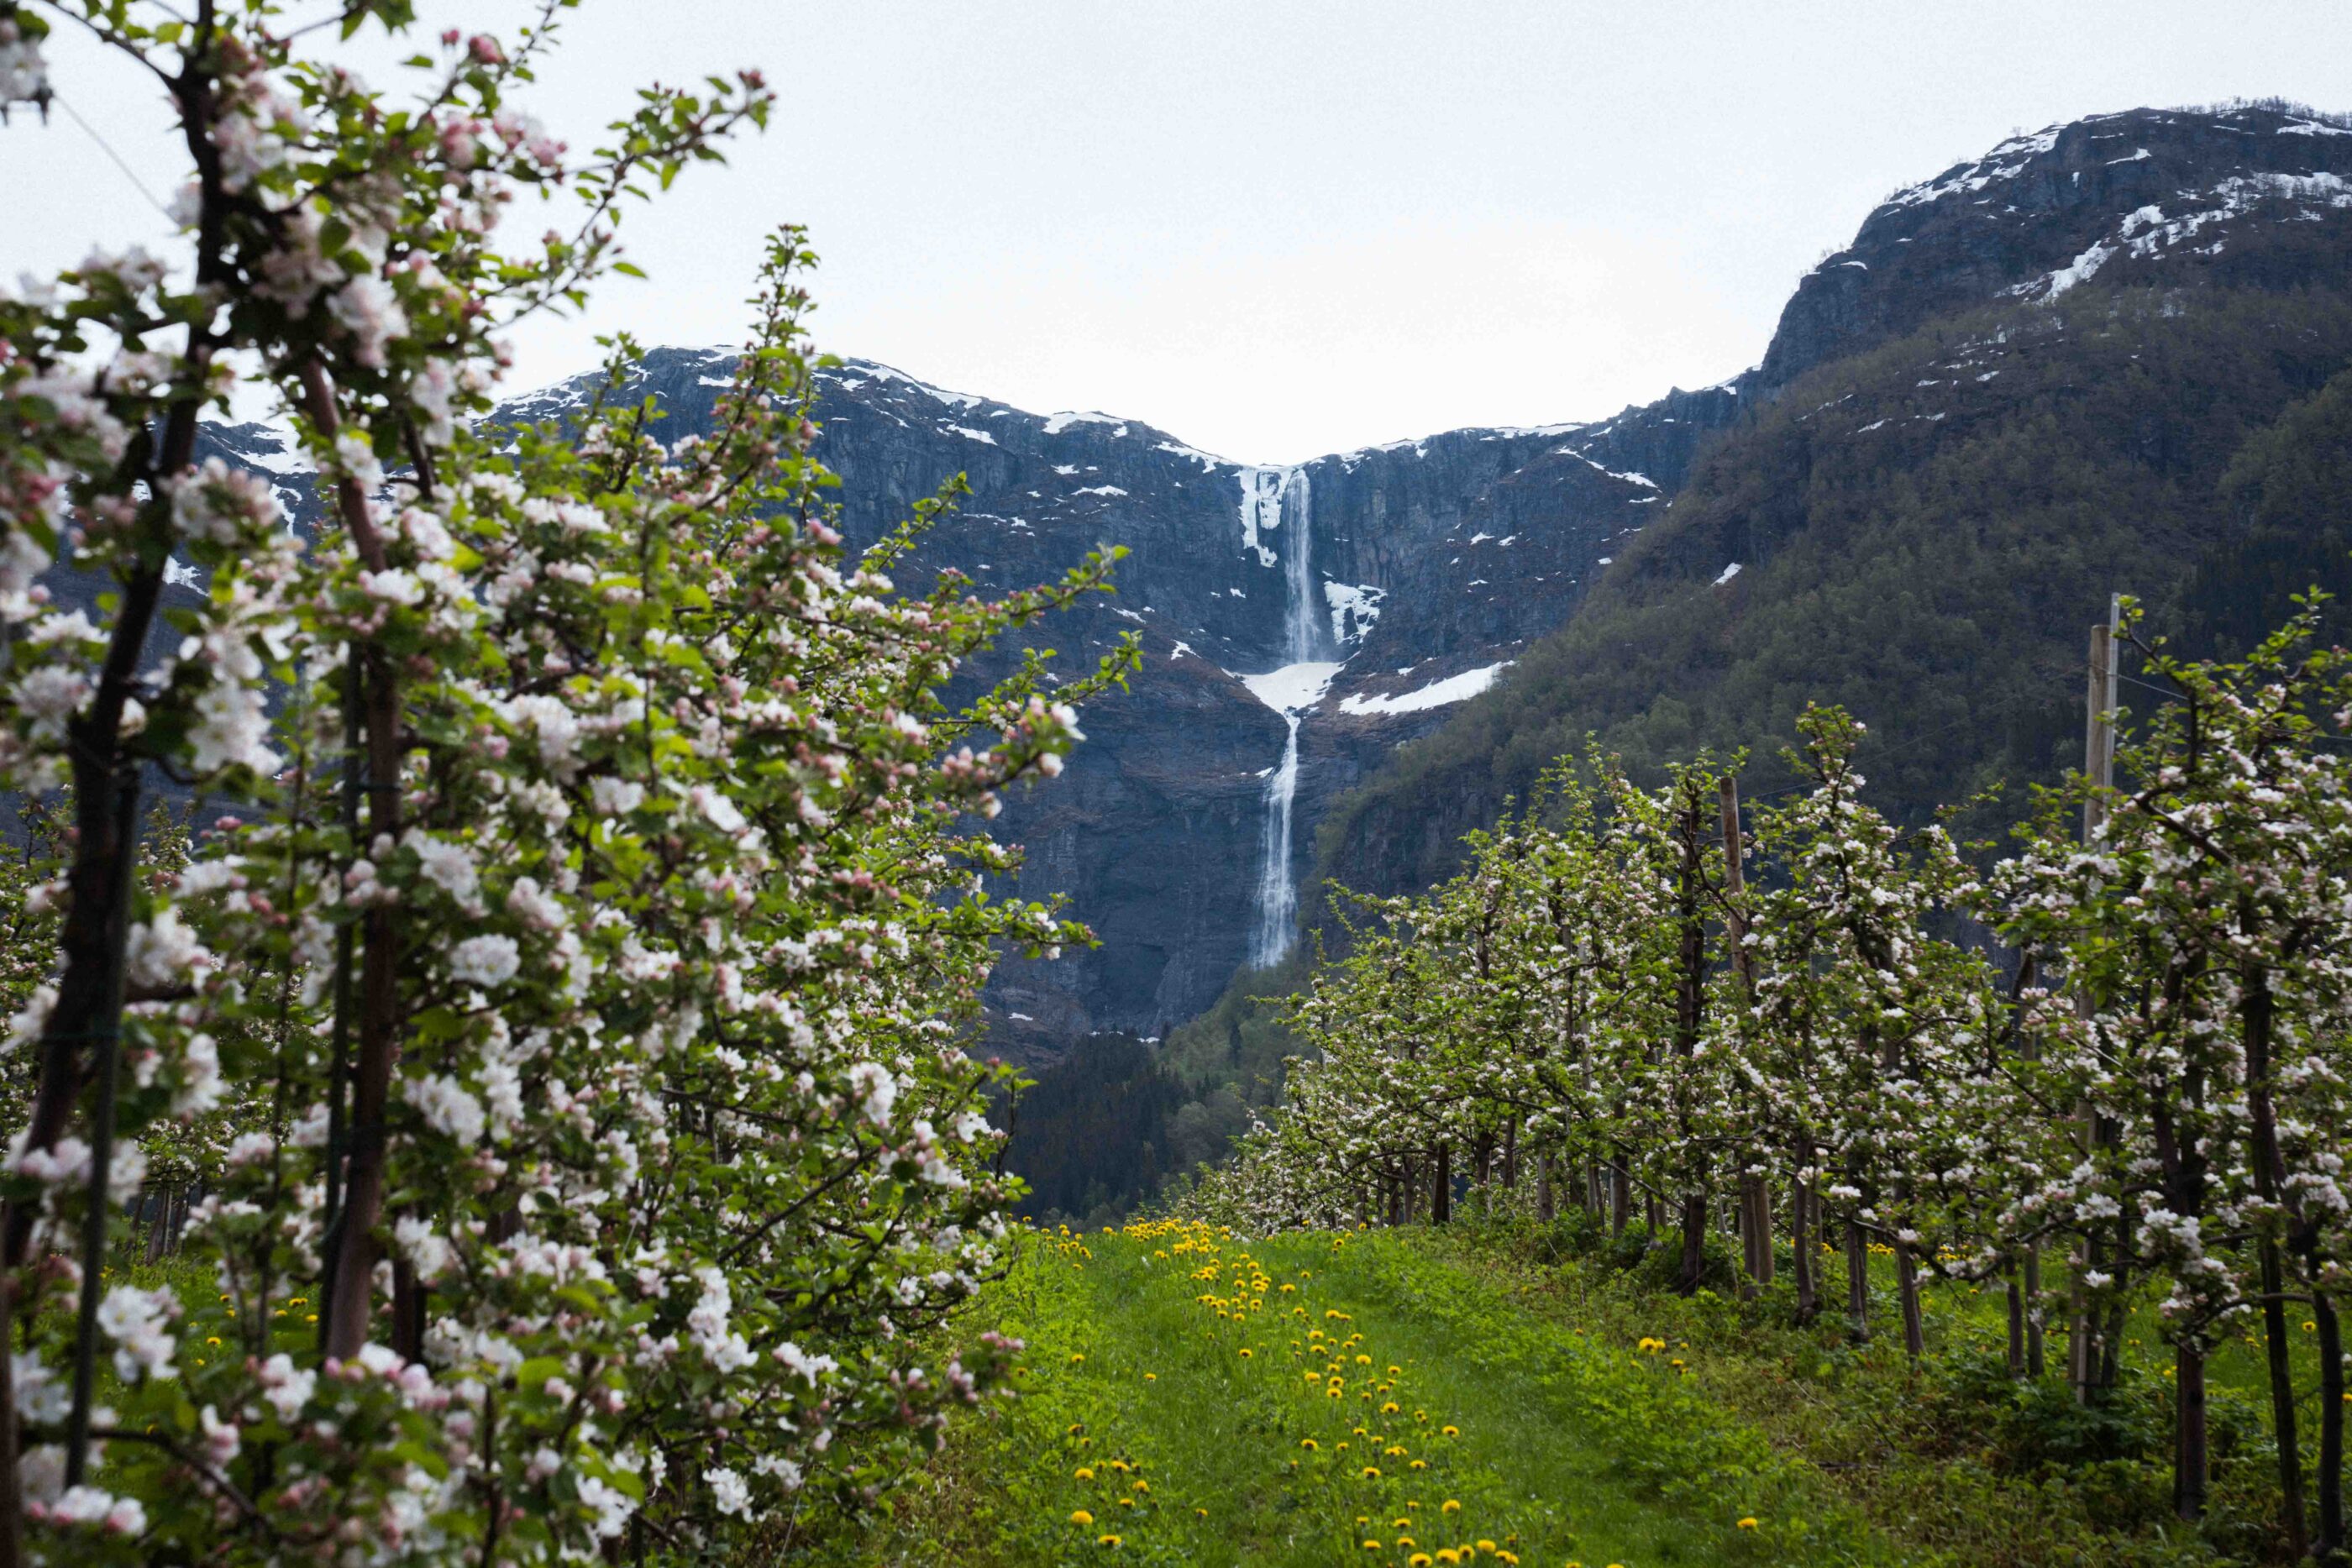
[128,98,2352,1069]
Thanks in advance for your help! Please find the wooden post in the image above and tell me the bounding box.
[2069,602,2121,1399]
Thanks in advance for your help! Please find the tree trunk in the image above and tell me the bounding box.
[2243,958,2310,1558]
[2315,1289,2343,1561]
[2023,1245,2045,1377]
[2175,1340,2208,1523]
[1894,1237,1925,1359]
[2006,1262,2026,1377]
[1678,1193,1709,1295]
[144,1189,172,1265]
[1792,1174,1817,1324]
[304,362,407,1366]
[1431,1142,1452,1226]
[1536,1152,1555,1223]
[1745,1174,1776,1289]
[1501,1119,1519,1191]
[1845,1205,1872,1345]
[1610,1151,1630,1237]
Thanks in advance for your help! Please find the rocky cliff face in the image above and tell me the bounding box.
[475,346,1677,1055]
[1760,103,2352,390]
[113,102,2349,1061]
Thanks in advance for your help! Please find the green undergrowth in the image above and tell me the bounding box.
[1433,1209,2303,1566]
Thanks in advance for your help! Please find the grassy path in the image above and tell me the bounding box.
[814,1220,1889,1566]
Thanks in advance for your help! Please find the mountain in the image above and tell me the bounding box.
[1316,100,2352,901]
[110,99,2352,1085]
[481,342,1725,1057]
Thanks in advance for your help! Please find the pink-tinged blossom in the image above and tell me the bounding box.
[94,1283,178,1381]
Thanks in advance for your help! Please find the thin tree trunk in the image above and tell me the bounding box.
[1845,1205,1872,1345]
[1746,1175,1776,1289]
[1894,1237,1925,1359]
[1431,1142,1451,1226]
[1536,1151,1555,1223]
[2316,1290,2344,1561]
[1610,1151,1630,1237]
[2176,1339,2208,1523]
[2006,1261,2026,1377]
[2023,1245,2045,1377]
[1678,1194,1709,1296]
[144,1188,172,1265]
[2243,958,2310,1558]
[303,361,407,1365]
[1792,1174,1817,1324]
[61,776,144,1489]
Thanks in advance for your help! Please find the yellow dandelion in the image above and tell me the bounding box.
[1069,1509,1094,1526]
[1738,1516,1760,1529]
[1441,1499,1462,1514]
[1074,1467,1095,1481]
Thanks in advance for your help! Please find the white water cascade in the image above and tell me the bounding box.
[1239,466,1335,969]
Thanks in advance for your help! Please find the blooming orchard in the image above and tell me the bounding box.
[0,5,1127,1564]
[1187,652,2352,1555]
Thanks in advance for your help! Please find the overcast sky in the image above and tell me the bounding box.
[7,2,2349,462]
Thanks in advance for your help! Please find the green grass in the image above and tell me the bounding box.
[805,1220,1890,1566]
[1405,1214,2304,1567]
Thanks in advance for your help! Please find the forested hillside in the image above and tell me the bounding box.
[1322,267,2352,897]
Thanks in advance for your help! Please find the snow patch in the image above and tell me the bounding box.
[1337,663,1507,717]
[1043,411,1120,435]
[1323,581,1386,645]
[1558,453,1659,488]
[1713,562,1743,587]
[943,424,998,445]
[1155,440,1224,471]
[1240,661,1341,714]
[1074,485,1128,497]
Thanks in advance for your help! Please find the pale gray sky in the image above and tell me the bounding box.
[8,2,2349,462]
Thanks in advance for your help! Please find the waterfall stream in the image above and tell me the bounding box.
[1243,467,1325,969]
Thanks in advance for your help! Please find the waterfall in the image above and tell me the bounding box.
[1242,466,1326,969]
[1252,713,1302,968]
